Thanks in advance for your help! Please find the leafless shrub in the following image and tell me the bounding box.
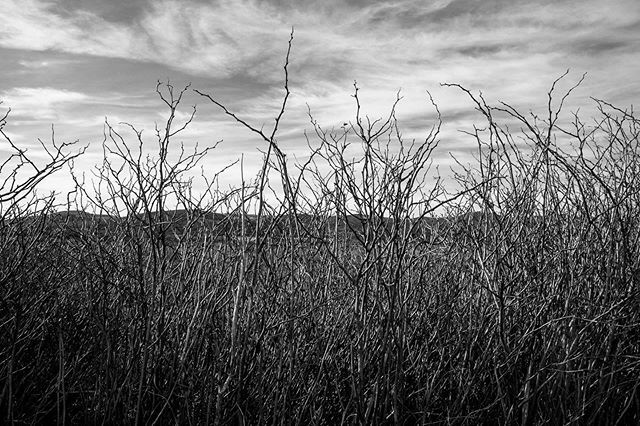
[1,45,639,425]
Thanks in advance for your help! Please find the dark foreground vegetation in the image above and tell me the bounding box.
[1,41,639,424]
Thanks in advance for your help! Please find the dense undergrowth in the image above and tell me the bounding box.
[1,42,639,424]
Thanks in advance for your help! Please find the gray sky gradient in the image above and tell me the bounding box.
[1,0,639,198]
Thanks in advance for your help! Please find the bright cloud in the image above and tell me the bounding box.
[1,0,639,196]
[1,87,89,121]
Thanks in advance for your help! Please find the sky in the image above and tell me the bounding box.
[1,0,640,207]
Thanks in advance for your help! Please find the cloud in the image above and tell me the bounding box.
[2,0,640,198]
[0,0,139,57]
[18,58,81,69]
[1,87,89,121]
[3,0,637,100]
[0,0,293,80]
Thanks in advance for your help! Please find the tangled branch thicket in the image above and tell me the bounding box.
[1,43,639,424]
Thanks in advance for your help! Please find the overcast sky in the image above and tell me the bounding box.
[2,0,640,201]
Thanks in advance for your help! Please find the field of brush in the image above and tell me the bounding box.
[1,77,639,425]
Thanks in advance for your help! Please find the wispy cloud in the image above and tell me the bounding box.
[1,0,639,195]
[1,0,292,79]
[2,87,89,121]
[0,0,139,57]
[4,0,638,94]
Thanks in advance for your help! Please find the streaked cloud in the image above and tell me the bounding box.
[2,87,89,121]
[0,0,138,57]
[1,0,639,197]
